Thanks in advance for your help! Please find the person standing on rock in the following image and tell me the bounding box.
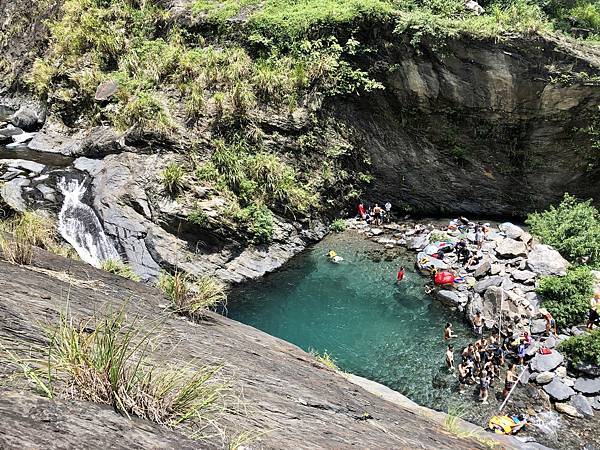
[475,226,485,250]
[357,202,366,220]
[503,363,518,398]
[372,204,382,226]
[472,311,484,336]
[540,308,557,336]
[479,370,490,404]
[384,201,392,223]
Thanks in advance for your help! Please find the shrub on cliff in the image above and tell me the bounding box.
[558,329,600,365]
[527,193,600,266]
[101,259,140,282]
[536,266,595,328]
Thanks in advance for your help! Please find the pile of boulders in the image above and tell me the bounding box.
[346,217,600,421]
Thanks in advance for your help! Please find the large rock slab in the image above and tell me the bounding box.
[574,377,600,395]
[0,159,45,175]
[543,378,575,401]
[535,371,554,385]
[570,394,594,417]
[527,244,569,276]
[530,351,564,372]
[0,178,30,212]
[408,234,429,250]
[436,290,464,307]
[28,131,78,155]
[496,238,527,258]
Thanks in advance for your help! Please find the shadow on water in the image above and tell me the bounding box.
[227,232,502,425]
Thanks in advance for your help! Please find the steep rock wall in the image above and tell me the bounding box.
[334,35,600,216]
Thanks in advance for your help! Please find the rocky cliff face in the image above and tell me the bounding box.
[333,35,600,216]
[0,247,521,449]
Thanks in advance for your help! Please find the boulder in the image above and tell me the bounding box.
[574,377,600,395]
[512,270,536,283]
[527,244,569,276]
[473,260,491,279]
[535,371,554,385]
[544,335,557,349]
[543,378,575,401]
[555,402,583,418]
[530,351,564,372]
[570,394,594,417]
[370,228,384,236]
[8,106,43,131]
[11,131,34,144]
[490,264,502,275]
[95,80,119,101]
[28,132,78,155]
[0,159,45,175]
[77,126,123,157]
[496,238,527,258]
[436,290,464,307]
[530,318,547,335]
[499,222,524,239]
[520,231,533,244]
[591,396,600,410]
[474,276,503,294]
[0,178,30,212]
[408,234,429,250]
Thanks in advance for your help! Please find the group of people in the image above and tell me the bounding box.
[357,202,392,226]
[443,316,555,405]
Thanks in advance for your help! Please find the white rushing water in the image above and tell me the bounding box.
[57,178,120,267]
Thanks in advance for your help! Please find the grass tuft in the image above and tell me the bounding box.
[159,271,227,318]
[101,259,141,282]
[310,349,339,371]
[1,307,228,431]
[161,163,186,195]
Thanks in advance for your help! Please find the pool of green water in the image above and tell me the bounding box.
[227,232,500,423]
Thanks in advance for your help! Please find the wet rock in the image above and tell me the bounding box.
[496,238,527,258]
[499,222,524,239]
[0,178,30,211]
[543,378,575,401]
[530,351,564,372]
[0,159,45,175]
[8,106,44,131]
[574,377,600,395]
[28,131,78,155]
[0,125,24,139]
[370,228,384,236]
[11,131,34,144]
[535,371,554,385]
[527,244,569,276]
[473,260,491,278]
[474,276,503,293]
[555,402,583,418]
[95,80,119,101]
[570,394,594,417]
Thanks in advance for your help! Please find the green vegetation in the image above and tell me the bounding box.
[558,329,600,365]
[536,266,595,328]
[527,193,600,266]
[235,204,275,244]
[188,205,210,227]
[101,259,140,282]
[2,308,227,431]
[0,211,75,264]
[310,350,339,370]
[159,272,228,318]
[161,163,186,195]
[330,219,347,232]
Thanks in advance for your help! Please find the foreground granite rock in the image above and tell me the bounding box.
[0,249,521,449]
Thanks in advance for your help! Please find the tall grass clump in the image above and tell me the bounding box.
[159,272,227,318]
[161,163,186,195]
[2,308,228,430]
[0,211,70,264]
[310,349,339,370]
[101,259,140,282]
[329,219,347,232]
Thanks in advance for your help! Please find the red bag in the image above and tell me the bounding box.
[539,347,552,355]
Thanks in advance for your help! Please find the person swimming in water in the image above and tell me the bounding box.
[444,322,456,340]
[396,266,405,282]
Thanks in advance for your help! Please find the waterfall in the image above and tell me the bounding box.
[57,178,119,267]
